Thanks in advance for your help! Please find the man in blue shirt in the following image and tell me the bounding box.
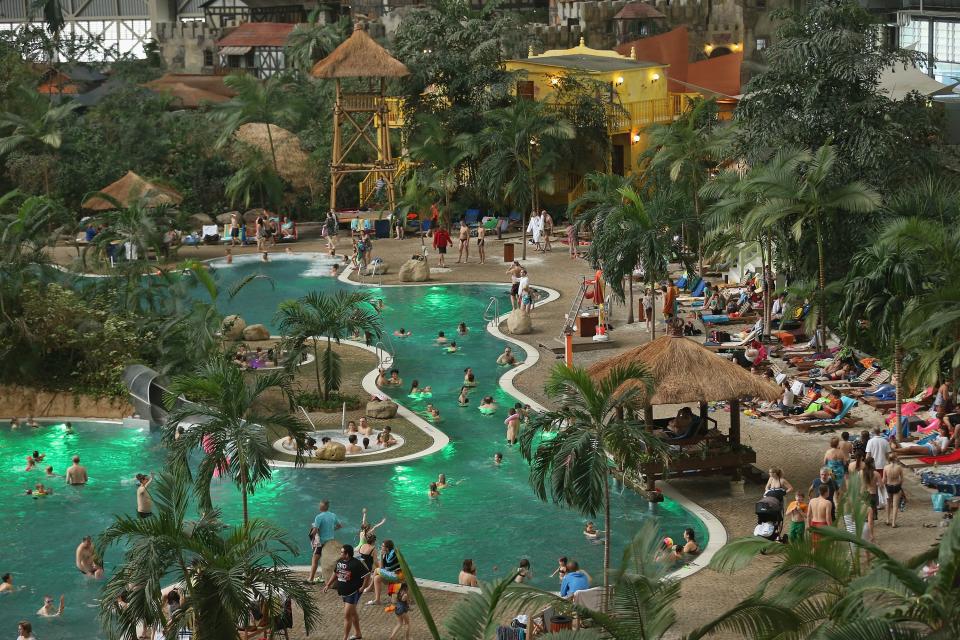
[559,561,590,598]
[307,499,342,583]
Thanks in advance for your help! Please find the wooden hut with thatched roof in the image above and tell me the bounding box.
[82,171,183,211]
[311,23,409,212]
[587,318,780,489]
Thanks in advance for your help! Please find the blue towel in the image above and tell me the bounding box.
[701,314,730,324]
[691,279,707,297]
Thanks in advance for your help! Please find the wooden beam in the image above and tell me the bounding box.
[729,398,740,449]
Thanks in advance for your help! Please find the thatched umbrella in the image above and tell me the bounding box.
[587,319,780,447]
[234,123,315,192]
[144,81,231,108]
[82,171,183,211]
[310,23,410,79]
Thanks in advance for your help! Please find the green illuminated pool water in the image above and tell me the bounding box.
[0,253,707,638]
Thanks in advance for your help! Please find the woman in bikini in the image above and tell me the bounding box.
[764,467,793,501]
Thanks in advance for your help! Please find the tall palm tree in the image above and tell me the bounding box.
[0,84,80,194]
[644,99,731,277]
[225,149,284,212]
[98,471,321,640]
[275,290,383,401]
[408,113,473,221]
[285,12,348,73]
[477,100,574,259]
[567,171,634,231]
[842,232,928,440]
[742,144,880,346]
[588,185,686,330]
[214,74,300,173]
[395,170,437,246]
[163,358,312,525]
[519,363,669,589]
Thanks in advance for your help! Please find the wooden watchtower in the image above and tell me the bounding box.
[311,23,410,212]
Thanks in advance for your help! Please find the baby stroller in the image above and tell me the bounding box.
[755,492,785,542]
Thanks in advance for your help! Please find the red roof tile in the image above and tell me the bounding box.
[217,22,295,48]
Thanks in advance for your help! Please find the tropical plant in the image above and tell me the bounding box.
[588,184,686,329]
[275,290,383,401]
[643,98,731,277]
[225,148,284,212]
[408,112,473,221]
[163,358,312,525]
[98,471,321,640]
[519,363,670,589]
[395,170,436,247]
[476,100,574,259]
[0,84,80,194]
[285,12,348,73]
[214,73,301,173]
[567,171,634,231]
[740,144,880,345]
[84,197,170,265]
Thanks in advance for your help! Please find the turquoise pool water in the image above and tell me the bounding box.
[0,253,707,638]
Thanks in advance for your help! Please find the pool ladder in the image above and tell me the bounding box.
[483,296,500,328]
[374,332,396,369]
[298,405,318,430]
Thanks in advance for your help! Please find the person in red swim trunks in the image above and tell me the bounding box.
[806,484,833,547]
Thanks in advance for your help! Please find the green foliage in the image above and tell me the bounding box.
[293,390,361,412]
[285,13,348,73]
[97,471,322,640]
[225,147,284,211]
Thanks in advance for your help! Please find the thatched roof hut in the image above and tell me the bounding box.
[82,171,183,211]
[310,23,410,79]
[142,74,237,109]
[234,123,315,191]
[587,332,780,405]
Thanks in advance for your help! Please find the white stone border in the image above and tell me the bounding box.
[286,565,483,595]
[271,429,406,457]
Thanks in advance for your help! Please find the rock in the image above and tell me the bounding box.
[317,538,341,581]
[242,323,270,341]
[216,211,239,224]
[189,213,214,227]
[316,441,346,461]
[366,399,398,419]
[398,258,429,282]
[506,308,532,334]
[366,261,388,276]
[221,315,246,340]
[243,208,265,222]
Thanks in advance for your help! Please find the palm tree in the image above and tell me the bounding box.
[98,471,321,640]
[83,197,170,265]
[214,74,300,173]
[393,517,683,639]
[477,100,574,259]
[285,12,348,73]
[395,170,436,246]
[408,113,473,221]
[842,231,928,440]
[519,363,670,589]
[588,185,686,330]
[163,358,312,525]
[741,144,880,346]
[567,171,634,230]
[275,290,383,401]
[0,84,80,194]
[644,99,730,277]
[225,149,284,212]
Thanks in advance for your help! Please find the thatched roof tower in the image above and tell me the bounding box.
[310,23,410,79]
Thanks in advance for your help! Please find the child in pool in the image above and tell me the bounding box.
[458,322,468,335]
[479,396,497,414]
[583,522,601,540]
[458,386,470,406]
[463,368,476,386]
[429,482,440,498]
[493,452,503,466]
[446,342,457,353]
[426,405,441,421]
[421,386,432,396]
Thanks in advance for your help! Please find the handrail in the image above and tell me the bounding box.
[482,296,500,328]
[374,340,394,368]
[298,405,318,431]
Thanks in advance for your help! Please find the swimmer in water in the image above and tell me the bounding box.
[458,322,468,335]
[25,456,35,472]
[37,594,64,617]
[421,385,432,395]
[494,452,503,466]
[45,466,55,477]
[426,405,441,421]
[429,482,440,499]
[479,396,497,414]
[458,386,470,406]
[331,263,340,276]
[436,474,448,489]
[436,331,447,344]
[76,536,104,578]
[64,421,73,434]
[583,522,601,539]
[32,451,44,462]
[408,380,420,396]
[393,328,411,338]
[386,369,401,386]
[463,368,476,386]
[446,341,457,353]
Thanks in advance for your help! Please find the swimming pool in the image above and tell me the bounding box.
[0,253,709,638]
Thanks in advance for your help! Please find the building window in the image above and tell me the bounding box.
[517,81,534,101]
[756,37,768,51]
[203,50,214,67]
[228,55,241,69]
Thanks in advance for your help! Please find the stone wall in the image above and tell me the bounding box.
[0,386,133,419]
[154,21,224,74]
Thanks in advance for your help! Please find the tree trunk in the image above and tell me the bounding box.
[313,341,321,396]
[649,279,656,339]
[323,337,333,401]
[265,123,279,174]
[815,218,826,351]
[602,467,612,598]
[894,340,903,443]
[241,464,249,527]
[627,275,635,324]
[692,182,703,278]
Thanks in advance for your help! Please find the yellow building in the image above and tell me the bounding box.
[506,39,693,199]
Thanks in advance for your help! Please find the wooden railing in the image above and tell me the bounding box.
[358,161,410,207]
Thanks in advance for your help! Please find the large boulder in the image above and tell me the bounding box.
[216,211,239,224]
[398,258,429,282]
[316,441,346,461]
[317,538,341,581]
[506,308,533,334]
[221,315,246,340]
[366,399,398,419]
[242,323,270,341]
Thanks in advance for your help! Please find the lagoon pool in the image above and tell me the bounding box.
[0,253,708,638]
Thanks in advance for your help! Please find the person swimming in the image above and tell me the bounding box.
[458,322,468,335]
[463,368,476,386]
[583,522,601,540]
[479,396,497,415]
[394,328,411,338]
[493,452,503,466]
[64,422,74,434]
[436,331,447,344]
[458,386,470,406]
[429,482,440,498]
[446,341,458,353]
[408,380,420,397]
[32,451,44,462]
[436,473,447,489]
[25,456,35,472]
[426,404,441,421]
[387,369,402,385]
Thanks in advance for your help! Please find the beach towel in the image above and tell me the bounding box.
[919,449,960,465]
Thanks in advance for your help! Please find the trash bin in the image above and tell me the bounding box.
[503,242,515,263]
[374,218,391,239]
[550,615,573,631]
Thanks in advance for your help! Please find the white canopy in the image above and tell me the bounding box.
[878,65,956,100]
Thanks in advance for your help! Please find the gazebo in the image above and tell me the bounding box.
[587,318,780,488]
[310,23,409,212]
[82,171,183,211]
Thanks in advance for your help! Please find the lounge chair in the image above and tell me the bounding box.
[820,368,889,391]
[702,327,760,351]
[782,396,860,431]
[863,386,933,409]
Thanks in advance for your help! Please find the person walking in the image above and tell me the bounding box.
[323,544,368,640]
[433,225,451,268]
[540,210,553,252]
[308,500,343,583]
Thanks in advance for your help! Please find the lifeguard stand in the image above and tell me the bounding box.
[311,23,410,212]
